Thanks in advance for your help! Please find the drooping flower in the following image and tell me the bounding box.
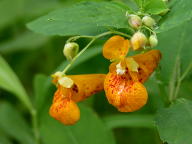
[49,74,106,125]
[103,35,161,112]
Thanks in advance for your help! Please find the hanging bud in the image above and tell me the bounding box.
[63,42,79,61]
[128,14,142,29]
[142,16,156,28]
[149,35,158,48]
[131,32,147,50]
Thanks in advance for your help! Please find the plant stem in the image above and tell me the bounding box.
[31,109,40,144]
[62,31,131,74]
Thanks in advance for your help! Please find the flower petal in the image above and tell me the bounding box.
[104,72,148,112]
[103,35,130,60]
[132,50,161,82]
[49,98,80,125]
[69,74,106,102]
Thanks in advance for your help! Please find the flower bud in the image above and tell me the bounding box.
[142,16,156,28]
[128,14,142,29]
[63,42,79,61]
[131,32,147,50]
[149,35,158,47]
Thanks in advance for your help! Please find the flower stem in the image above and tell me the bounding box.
[31,109,40,144]
[62,31,131,74]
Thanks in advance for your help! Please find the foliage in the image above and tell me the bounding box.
[0,0,192,144]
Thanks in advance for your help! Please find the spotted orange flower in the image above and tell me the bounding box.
[103,35,161,112]
[49,74,106,125]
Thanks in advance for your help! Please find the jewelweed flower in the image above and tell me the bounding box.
[50,74,106,125]
[103,35,161,112]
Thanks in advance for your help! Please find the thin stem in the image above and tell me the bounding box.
[174,62,192,99]
[63,31,113,74]
[67,35,94,43]
[111,30,131,38]
[31,109,40,144]
[142,25,156,35]
[180,63,192,81]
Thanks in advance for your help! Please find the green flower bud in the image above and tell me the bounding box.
[63,42,79,61]
[142,16,156,28]
[128,14,142,29]
[131,31,147,50]
[149,35,158,47]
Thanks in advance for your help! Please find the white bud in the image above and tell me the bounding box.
[131,32,147,50]
[149,35,158,47]
[128,14,142,29]
[142,16,156,28]
[63,42,79,61]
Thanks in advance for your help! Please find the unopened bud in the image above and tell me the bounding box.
[128,14,142,29]
[131,32,147,50]
[142,16,156,28]
[149,35,158,47]
[63,42,79,61]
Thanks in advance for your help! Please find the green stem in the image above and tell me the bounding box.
[180,63,192,81]
[62,31,131,74]
[174,62,192,99]
[31,109,40,144]
[111,30,132,38]
[142,25,156,35]
[63,31,113,74]
[67,35,94,43]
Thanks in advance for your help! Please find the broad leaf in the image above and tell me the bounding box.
[40,104,116,144]
[0,0,23,30]
[0,32,49,54]
[103,114,155,130]
[157,0,192,33]
[155,98,192,144]
[27,2,131,36]
[144,0,168,15]
[0,56,32,111]
[0,103,35,144]
[157,21,192,100]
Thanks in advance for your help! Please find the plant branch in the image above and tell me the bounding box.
[62,31,131,74]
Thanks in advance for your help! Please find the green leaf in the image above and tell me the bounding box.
[0,130,12,144]
[0,32,49,54]
[40,104,116,144]
[0,0,23,30]
[155,98,192,144]
[0,55,33,111]
[0,103,35,144]
[103,114,155,130]
[33,74,50,112]
[27,2,130,36]
[157,0,192,33]
[157,21,192,100]
[134,0,143,8]
[144,0,168,15]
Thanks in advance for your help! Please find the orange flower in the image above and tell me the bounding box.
[103,35,161,112]
[49,74,106,125]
